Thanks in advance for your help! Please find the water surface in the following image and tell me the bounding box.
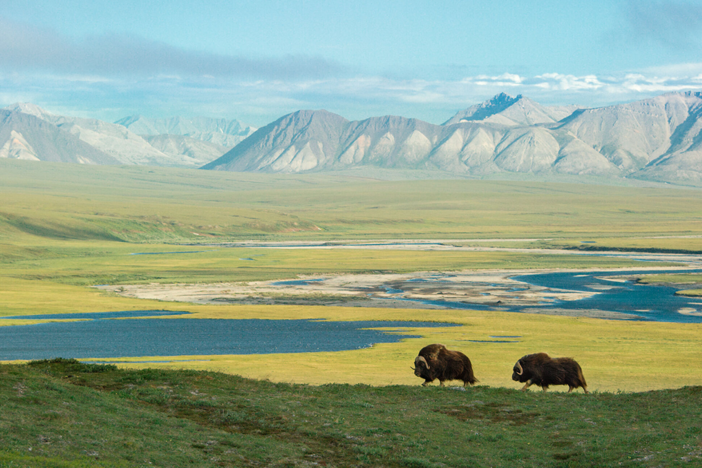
[0,317,457,361]
[374,269,702,323]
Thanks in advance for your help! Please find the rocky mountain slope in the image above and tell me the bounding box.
[442,93,580,126]
[203,91,702,184]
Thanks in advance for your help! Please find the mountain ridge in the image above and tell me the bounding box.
[4,92,702,186]
[443,92,582,126]
[203,91,702,185]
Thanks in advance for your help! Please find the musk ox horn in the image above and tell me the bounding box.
[516,361,523,376]
[415,355,430,369]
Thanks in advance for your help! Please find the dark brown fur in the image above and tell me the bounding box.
[413,344,478,387]
[512,353,588,393]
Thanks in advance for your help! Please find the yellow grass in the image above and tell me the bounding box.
[0,277,170,317]
[678,289,702,296]
[6,303,693,393]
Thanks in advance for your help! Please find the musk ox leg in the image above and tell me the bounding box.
[439,381,445,387]
[520,381,533,391]
[582,386,589,394]
[422,381,431,387]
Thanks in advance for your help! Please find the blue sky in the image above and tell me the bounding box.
[1,0,702,126]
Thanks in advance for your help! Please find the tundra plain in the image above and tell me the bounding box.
[2,159,702,466]
[1,158,702,393]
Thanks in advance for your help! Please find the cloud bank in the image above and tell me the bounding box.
[624,0,702,49]
[0,16,341,79]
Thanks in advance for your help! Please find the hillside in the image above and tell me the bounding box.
[1,359,700,467]
[204,91,702,184]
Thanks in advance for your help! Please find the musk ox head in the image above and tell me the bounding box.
[512,359,528,383]
[413,355,430,378]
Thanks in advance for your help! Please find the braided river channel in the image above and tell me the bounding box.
[3,243,702,361]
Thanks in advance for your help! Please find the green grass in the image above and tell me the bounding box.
[0,241,650,289]
[1,359,700,468]
[3,159,702,245]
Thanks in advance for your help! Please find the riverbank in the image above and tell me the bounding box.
[96,264,702,322]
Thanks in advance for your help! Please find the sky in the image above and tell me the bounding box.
[1,0,702,126]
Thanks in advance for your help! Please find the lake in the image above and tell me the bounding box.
[0,312,456,361]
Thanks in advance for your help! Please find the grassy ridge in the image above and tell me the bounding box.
[1,359,700,467]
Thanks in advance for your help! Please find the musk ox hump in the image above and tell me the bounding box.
[418,343,446,361]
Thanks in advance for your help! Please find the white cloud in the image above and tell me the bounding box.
[465,73,525,87]
[533,74,604,91]
[618,74,699,93]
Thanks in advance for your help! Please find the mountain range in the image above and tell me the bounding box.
[2,91,702,185]
[116,115,256,148]
[204,91,702,185]
[0,103,255,167]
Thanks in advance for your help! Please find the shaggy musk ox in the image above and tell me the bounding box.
[413,344,478,387]
[512,353,588,393]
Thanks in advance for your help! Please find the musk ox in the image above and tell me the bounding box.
[413,344,478,387]
[512,353,588,393]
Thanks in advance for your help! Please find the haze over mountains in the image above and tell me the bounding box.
[0,104,255,167]
[116,116,256,148]
[2,91,702,185]
[0,108,118,165]
[204,91,702,185]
